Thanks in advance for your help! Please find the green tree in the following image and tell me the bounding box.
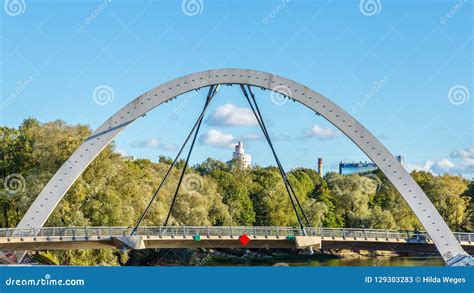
[327,173,378,228]
[195,157,229,176]
[412,171,470,230]
[249,168,297,226]
[210,170,255,225]
[315,179,342,227]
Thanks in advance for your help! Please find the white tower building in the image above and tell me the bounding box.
[232,141,252,169]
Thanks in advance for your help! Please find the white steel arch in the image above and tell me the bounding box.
[15,69,472,265]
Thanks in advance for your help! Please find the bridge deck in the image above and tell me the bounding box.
[1,227,473,253]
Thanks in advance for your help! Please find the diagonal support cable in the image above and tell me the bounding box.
[247,85,311,227]
[163,85,220,226]
[240,85,310,229]
[130,85,219,236]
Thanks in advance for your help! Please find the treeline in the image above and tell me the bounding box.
[0,119,473,265]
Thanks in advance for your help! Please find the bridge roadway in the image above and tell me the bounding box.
[1,227,473,254]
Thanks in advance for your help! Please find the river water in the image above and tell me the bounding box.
[280,256,445,266]
[208,254,446,266]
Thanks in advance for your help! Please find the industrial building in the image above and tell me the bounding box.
[339,155,404,175]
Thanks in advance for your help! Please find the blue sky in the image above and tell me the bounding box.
[1,0,472,176]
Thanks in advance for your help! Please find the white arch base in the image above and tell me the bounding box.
[11,69,473,266]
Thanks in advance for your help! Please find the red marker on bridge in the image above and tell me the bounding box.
[239,234,250,246]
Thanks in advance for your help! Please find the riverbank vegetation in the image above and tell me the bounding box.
[1,119,473,265]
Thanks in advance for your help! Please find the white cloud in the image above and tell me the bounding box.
[406,158,474,177]
[409,159,454,173]
[304,125,342,140]
[407,146,474,177]
[208,103,257,127]
[436,159,456,170]
[199,129,236,149]
[130,138,177,152]
[451,146,474,159]
[462,158,474,166]
[130,138,160,148]
[115,148,129,156]
[161,143,178,152]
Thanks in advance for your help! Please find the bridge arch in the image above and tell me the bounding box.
[16,69,470,264]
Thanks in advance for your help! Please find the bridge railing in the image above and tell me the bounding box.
[0,226,304,238]
[305,228,435,242]
[0,227,472,244]
[133,226,304,238]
